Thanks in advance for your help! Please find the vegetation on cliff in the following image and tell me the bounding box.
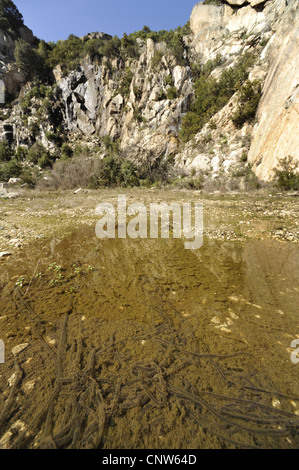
[180,52,261,142]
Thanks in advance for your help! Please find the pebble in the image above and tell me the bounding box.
[0,431,13,448]
[8,372,18,387]
[11,343,29,356]
[272,398,281,409]
[23,380,36,392]
[0,252,12,258]
[9,239,22,247]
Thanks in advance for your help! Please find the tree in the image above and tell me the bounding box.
[14,39,44,79]
[0,140,13,161]
[0,0,23,30]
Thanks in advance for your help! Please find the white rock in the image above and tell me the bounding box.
[8,372,18,387]
[0,431,13,449]
[23,380,36,392]
[173,66,188,91]
[12,343,29,356]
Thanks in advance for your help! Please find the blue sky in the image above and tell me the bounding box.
[14,0,200,43]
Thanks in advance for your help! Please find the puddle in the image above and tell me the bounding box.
[0,226,299,449]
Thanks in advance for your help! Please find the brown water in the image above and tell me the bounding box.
[0,227,299,449]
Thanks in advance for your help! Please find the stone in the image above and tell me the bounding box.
[226,0,247,5]
[0,252,11,258]
[8,372,18,387]
[173,66,188,91]
[249,0,268,6]
[8,178,21,185]
[12,343,29,356]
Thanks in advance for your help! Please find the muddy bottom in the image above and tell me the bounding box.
[0,226,299,449]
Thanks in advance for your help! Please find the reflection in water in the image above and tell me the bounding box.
[0,228,299,449]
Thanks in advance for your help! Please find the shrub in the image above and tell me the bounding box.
[151,50,164,69]
[0,158,22,181]
[133,110,145,123]
[98,155,121,186]
[240,152,248,163]
[121,33,138,59]
[38,153,53,169]
[165,74,173,86]
[180,52,256,142]
[43,155,103,190]
[203,0,225,4]
[61,143,73,159]
[0,0,23,32]
[45,131,62,146]
[14,39,47,80]
[119,68,133,97]
[119,160,139,187]
[20,167,38,188]
[102,135,120,155]
[232,80,261,128]
[16,146,28,161]
[0,140,13,161]
[46,34,84,74]
[27,143,49,165]
[275,157,299,191]
[166,86,178,100]
[157,90,167,101]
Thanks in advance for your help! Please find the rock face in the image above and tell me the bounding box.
[249,0,299,179]
[0,22,34,95]
[188,0,299,180]
[0,0,298,183]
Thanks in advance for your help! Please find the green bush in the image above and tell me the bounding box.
[119,160,139,187]
[165,74,173,86]
[275,157,299,191]
[157,90,167,101]
[0,140,13,161]
[166,86,178,100]
[46,34,84,74]
[180,52,256,142]
[97,155,139,187]
[38,153,53,169]
[0,158,22,181]
[98,155,121,186]
[61,143,73,159]
[121,33,138,59]
[232,80,261,128]
[151,50,164,69]
[45,131,62,146]
[14,39,48,80]
[16,146,28,161]
[101,135,120,155]
[27,143,50,165]
[0,0,23,33]
[20,167,38,188]
[203,0,225,5]
[119,68,133,97]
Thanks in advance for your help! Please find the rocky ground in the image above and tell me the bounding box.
[0,188,299,258]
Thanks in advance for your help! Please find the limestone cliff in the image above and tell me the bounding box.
[0,0,298,185]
